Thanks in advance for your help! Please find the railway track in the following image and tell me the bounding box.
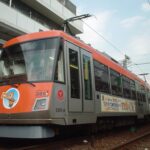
[0,124,150,150]
[111,130,150,150]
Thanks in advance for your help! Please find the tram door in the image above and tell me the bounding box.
[67,42,82,112]
[67,42,94,112]
[80,49,94,112]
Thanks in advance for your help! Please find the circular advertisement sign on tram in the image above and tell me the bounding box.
[1,88,20,109]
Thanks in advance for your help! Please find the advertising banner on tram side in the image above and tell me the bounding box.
[101,94,136,113]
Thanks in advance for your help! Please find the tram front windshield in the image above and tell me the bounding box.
[0,38,59,84]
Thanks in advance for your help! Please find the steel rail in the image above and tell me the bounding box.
[111,130,150,150]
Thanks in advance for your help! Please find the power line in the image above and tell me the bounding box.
[133,53,150,57]
[128,62,150,67]
[135,65,145,75]
[135,62,150,65]
[81,19,148,77]
[139,73,150,83]
[82,20,125,56]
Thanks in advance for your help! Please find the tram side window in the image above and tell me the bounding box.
[140,85,145,92]
[69,49,80,99]
[0,49,2,57]
[142,93,146,102]
[130,80,136,100]
[137,92,143,102]
[122,76,131,99]
[110,69,122,96]
[94,61,110,94]
[138,85,146,102]
[137,92,140,101]
[83,55,92,100]
[54,46,64,83]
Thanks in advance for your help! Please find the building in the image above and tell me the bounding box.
[0,0,83,45]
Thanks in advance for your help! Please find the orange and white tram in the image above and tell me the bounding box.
[0,30,149,138]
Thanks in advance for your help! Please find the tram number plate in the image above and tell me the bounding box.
[56,108,65,112]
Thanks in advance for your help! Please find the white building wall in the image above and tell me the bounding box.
[0,0,83,42]
[0,2,49,34]
[26,0,83,33]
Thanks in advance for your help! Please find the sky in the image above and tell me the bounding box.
[71,0,150,84]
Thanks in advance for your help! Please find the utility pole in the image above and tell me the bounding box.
[139,73,149,82]
[9,0,12,7]
[122,55,130,69]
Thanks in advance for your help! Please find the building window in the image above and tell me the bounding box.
[0,0,60,30]
[83,55,92,100]
[110,69,122,96]
[69,49,80,99]
[94,61,110,94]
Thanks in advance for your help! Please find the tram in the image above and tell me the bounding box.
[0,30,149,138]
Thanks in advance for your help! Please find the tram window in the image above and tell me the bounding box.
[55,49,64,82]
[122,76,131,99]
[0,49,2,57]
[137,92,143,102]
[94,61,110,94]
[137,92,140,101]
[130,80,136,100]
[69,49,80,99]
[55,44,64,83]
[131,91,136,100]
[142,94,146,102]
[138,84,146,102]
[110,69,122,96]
[140,85,145,92]
[83,55,92,100]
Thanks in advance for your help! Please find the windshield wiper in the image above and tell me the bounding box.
[24,81,36,87]
[0,80,35,87]
[0,80,18,88]
[8,83,18,88]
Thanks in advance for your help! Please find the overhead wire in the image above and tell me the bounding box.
[81,19,147,77]
[82,20,125,56]
[135,62,150,65]
[128,62,150,67]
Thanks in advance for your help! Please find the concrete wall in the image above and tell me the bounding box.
[22,0,83,34]
[0,2,49,34]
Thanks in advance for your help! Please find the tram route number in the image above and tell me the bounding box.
[56,108,65,113]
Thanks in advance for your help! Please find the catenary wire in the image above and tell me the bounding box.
[82,20,125,56]
[82,20,147,76]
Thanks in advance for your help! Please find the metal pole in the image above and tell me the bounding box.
[139,73,149,83]
[9,0,12,7]
[143,75,147,83]
[64,23,67,32]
